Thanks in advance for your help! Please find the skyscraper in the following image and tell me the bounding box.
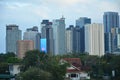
[76,17,91,28]
[112,28,120,55]
[74,26,81,53]
[17,40,34,59]
[41,20,54,54]
[52,17,66,55]
[23,26,40,50]
[111,28,120,51]
[76,17,91,52]
[66,25,83,53]
[103,12,119,53]
[104,32,112,53]
[103,12,119,33]
[66,25,75,53]
[85,23,104,56]
[6,24,21,53]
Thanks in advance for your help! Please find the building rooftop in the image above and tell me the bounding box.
[63,58,82,72]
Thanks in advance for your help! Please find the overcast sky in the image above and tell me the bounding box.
[0,0,120,53]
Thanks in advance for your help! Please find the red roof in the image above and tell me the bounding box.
[63,58,82,72]
[63,58,82,67]
[67,69,81,73]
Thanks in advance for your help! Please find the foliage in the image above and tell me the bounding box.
[21,50,47,70]
[16,67,53,80]
[1,51,120,80]
[0,63,9,74]
[0,52,17,74]
[7,57,21,63]
[45,56,68,80]
[0,52,15,63]
[20,50,68,80]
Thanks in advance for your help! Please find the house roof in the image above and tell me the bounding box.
[63,58,82,72]
[67,68,81,73]
[63,58,82,67]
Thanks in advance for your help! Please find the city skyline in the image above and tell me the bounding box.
[0,0,120,53]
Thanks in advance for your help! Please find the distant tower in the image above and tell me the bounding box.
[76,17,91,52]
[66,25,83,53]
[17,40,34,59]
[103,12,119,53]
[103,12,119,33]
[74,26,81,53]
[41,20,54,54]
[85,23,105,56]
[52,17,66,55]
[23,26,40,50]
[6,24,22,54]
[76,17,91,28]
[111,28,120,52]
[66,25,75,53]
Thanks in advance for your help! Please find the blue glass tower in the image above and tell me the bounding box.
[103,12,119,53]
[103,12,119,33]
[76,17,91,53]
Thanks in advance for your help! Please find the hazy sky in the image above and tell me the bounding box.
[0,0,120,53]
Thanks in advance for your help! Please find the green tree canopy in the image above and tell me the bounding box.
[16,67,53,80]
[21,50,68,80]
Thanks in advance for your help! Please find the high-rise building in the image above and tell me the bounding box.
[111,28,120,52]
[41,20,54,54]
[66,25,75,53]
[104,32,112,53]
[76,17,91,28]
[66,25,83,53]
[103,12,119,53]
[74,26,81,53]
[17,40,34,59]
[23,26,40,50]
[26,26,38,32]
[76,17,91,52]
[85,23,105,56]
[66,25,85,53]
[52,17,66,55]
[103,12,119,33]
[6,24,21,53]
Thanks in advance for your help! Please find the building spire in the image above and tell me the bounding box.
[61,15,65,20]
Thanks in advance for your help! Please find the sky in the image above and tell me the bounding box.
[0,0,120,53]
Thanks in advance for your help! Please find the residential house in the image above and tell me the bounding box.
[60,58,90,80]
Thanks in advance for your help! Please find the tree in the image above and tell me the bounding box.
[0,63,9,74]
[45,56,68,80]
[21,50,47,71]
[21,50,68,80]
[0,52,16,74]
[7,57,21,63]
[16,67,53,80]
[0,52,15,63]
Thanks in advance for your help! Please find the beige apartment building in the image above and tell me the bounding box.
[17,40,34,59]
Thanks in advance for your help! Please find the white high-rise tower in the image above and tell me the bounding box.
[85,23,105,56]
[52,17,66,55]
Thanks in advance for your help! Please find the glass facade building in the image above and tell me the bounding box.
[40,39,47,53]
[103,12,119,53]
[76,17,91,53]
[6,24,21,54]
[41,20,54,54]
[23,26,40,50]
[52,17,66,55]
[103,12,119,33]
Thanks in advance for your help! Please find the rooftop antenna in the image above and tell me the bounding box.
[61,15,65,20]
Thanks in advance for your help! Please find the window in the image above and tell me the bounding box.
[71,74,77,78]
[9,65,13,71]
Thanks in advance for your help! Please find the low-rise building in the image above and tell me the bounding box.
[60,58,90,80]
[9,64,20,76]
